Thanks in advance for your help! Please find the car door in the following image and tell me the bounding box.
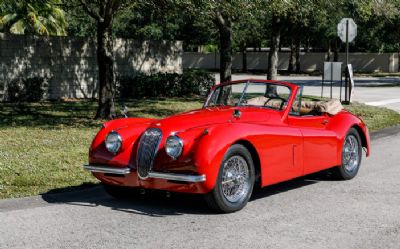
[232,83,304,186]
[287,89,338,175]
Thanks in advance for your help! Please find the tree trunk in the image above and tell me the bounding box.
[295,36,301,73]
[333,38,339,62]
[305,38,310,52]
[95,21,116,119]
[267,15,281,80]
[398,51,400,72]
[215,12,232,83]
[288,38,295,73]
[242,48,247,72]
[327,40,331,61]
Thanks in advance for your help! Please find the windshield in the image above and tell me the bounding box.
[205,82,292,111]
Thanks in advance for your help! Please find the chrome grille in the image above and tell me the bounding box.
[136,128,162,179]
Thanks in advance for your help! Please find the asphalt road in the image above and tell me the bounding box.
[1,127,400,249]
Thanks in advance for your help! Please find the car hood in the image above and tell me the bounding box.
[150,106,272,133]
[89,106,277,167]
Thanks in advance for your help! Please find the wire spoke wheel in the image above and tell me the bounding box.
[220,155,250,203]
[332,128,363,180]
[342,134,360,173]
[205,144,255,213]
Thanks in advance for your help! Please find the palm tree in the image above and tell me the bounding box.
[0,0,67,36]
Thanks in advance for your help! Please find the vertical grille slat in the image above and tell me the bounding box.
[136,128,162,179]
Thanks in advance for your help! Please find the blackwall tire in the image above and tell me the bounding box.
[333,128,363,180]
[205,144,255,213]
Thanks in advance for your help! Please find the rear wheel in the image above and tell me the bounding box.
[333,128,362,180]
[205,144,255,213]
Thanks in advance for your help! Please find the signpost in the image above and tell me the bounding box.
[337,18,357,103]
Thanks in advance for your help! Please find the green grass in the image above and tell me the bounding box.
[0,98,203,199]
[345,102,400,132]
[0,97,399,199]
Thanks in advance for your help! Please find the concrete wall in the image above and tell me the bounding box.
[183,52,399,73]
[0,33,182,100]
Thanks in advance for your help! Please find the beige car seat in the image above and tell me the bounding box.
[295,99,343,115]
[247,96,343,115]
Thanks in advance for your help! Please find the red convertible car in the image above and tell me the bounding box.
[84,79,370,213]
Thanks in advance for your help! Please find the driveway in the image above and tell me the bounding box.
[1,128,400,249]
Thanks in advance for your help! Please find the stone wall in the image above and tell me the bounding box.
[183,51,399,73]
[0,33,182,100]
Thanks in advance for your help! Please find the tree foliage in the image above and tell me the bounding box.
[0,0,67,35]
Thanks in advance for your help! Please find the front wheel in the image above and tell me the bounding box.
[205,144,255,213]
[333,128,363,180]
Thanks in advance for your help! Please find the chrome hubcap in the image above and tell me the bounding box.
[343,135,360,173]
[221,155,250,203]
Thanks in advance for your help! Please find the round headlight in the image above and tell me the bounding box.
[165,135,183,159]
[105,131,122,153]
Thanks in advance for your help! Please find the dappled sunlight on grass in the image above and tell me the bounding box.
[0,98,203,198]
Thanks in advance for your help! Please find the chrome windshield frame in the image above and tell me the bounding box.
[203,81,293,111]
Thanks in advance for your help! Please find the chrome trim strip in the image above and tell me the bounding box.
[148,172,206,182]
[84,165,206,182]
[83,165,131,175]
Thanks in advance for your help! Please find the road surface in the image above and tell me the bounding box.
[1,127,400,249]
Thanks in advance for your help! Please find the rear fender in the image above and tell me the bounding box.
[329,112,371,165]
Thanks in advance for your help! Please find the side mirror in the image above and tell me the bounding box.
[121,105,128,118]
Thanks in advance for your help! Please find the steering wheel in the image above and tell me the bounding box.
[264,96,287,110]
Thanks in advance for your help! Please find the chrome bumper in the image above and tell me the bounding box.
[83,165,131,175]
[83,165,206,183]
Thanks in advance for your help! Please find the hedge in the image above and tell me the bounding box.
[117,70,215,99]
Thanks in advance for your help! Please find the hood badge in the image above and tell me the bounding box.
[233,109,241,118]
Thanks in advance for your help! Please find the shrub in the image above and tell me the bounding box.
[118,70,215,99]
[6,77,47,102]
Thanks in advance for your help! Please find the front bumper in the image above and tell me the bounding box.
[83,164,206,183]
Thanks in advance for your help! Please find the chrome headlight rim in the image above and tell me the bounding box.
[165,135,184,160]
[105,131,122,154]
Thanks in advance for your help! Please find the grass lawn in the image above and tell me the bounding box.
[0,98,203,199]
[1,98,400,199]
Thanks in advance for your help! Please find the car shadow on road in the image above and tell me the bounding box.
[250,170,338,201]
[41,170,338,216]
[42,185,212,216]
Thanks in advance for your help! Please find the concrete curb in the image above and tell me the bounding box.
[370,125,400,140]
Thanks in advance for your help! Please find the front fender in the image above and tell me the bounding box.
[89,118,156,167]
[192,123,262,192]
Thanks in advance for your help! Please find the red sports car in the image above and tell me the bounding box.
[84,79,370,213]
